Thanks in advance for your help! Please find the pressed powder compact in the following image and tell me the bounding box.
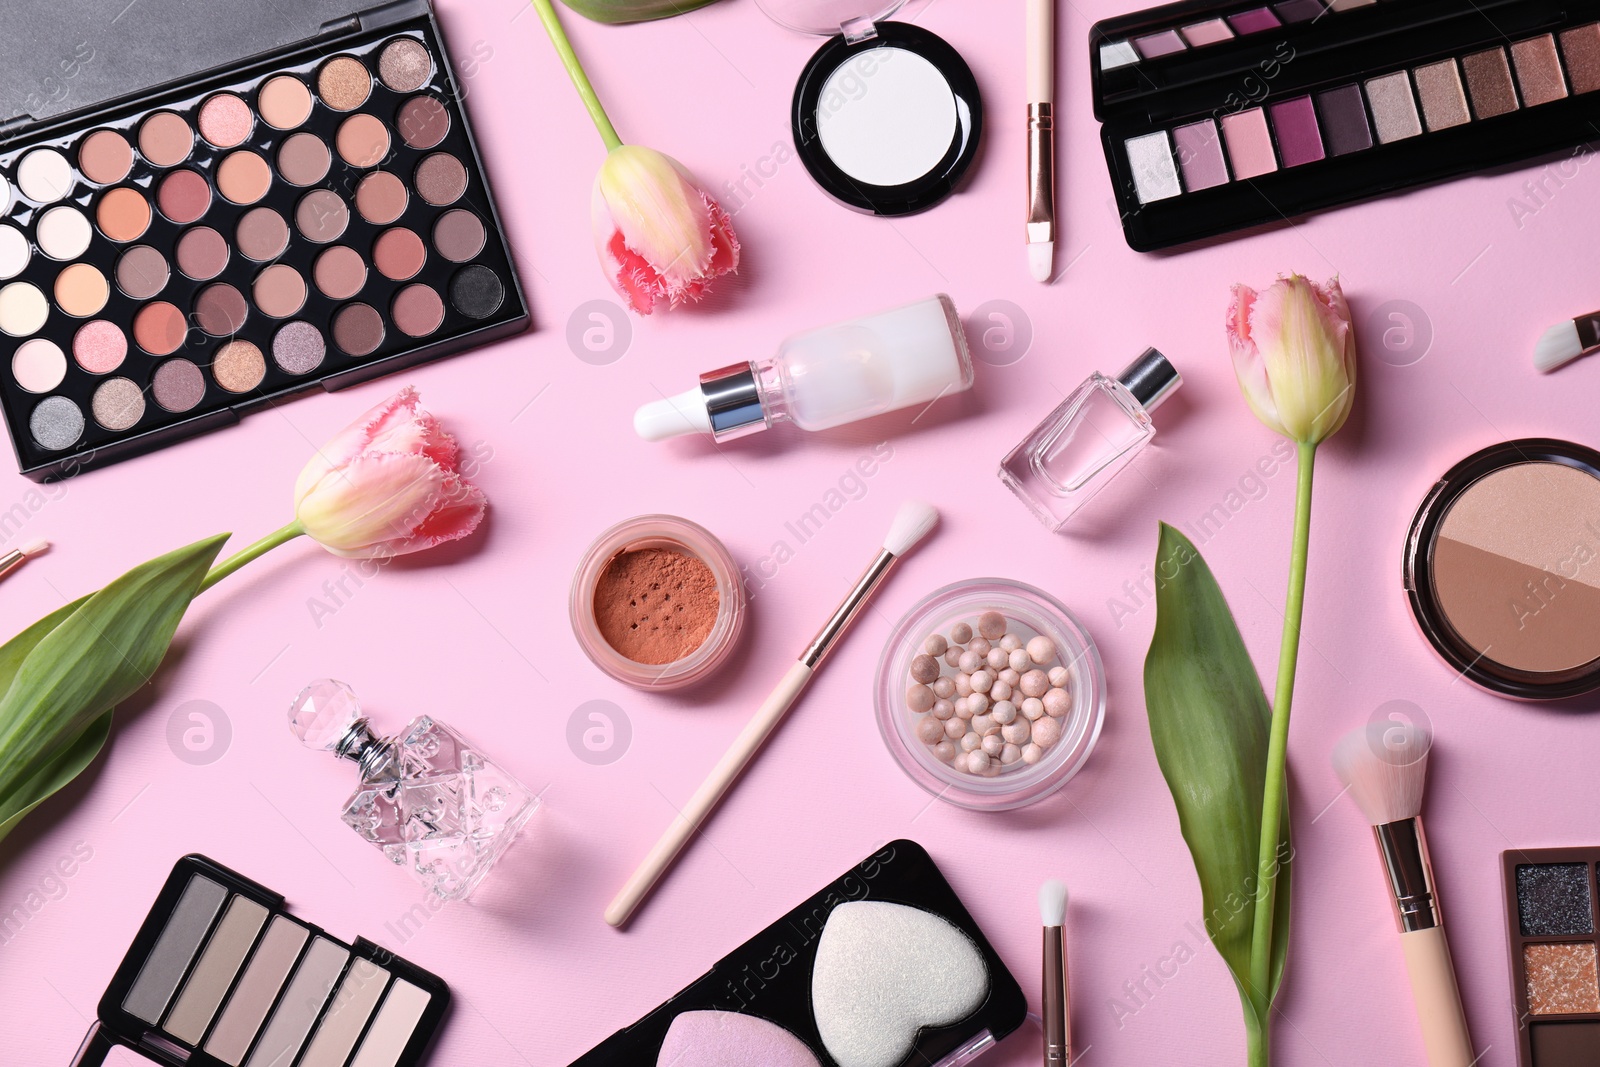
[755,0,982,216]
[0,0,527,478]
[1503,847,1600,1065]
[572,840,1026,1067]
[1404,439,1600,700]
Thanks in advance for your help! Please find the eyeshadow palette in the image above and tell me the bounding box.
[571,840,1026,1067]
[0,0,526,479]
[1091,0,1600,250]
[73,854,448,1067]
[1503,848,1600,1066]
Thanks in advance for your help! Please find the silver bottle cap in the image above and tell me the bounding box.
[699,362,769,441]
[1116,348,1182,412]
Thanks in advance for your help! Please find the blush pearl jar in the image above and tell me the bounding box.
[571,515,747,691]
[875,579,1105,811]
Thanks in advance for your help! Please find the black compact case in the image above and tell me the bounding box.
[1091,0,1600,250]
[75,854,449,1067]
[0,0,528,479]
[572,840,1027,1067]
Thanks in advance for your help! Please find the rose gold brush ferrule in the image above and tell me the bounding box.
[801,549,897,668]
[1043,925,1071,1065]
[0,549,30,580]
[1374,817,1441,933]
[1027,104,1055,246]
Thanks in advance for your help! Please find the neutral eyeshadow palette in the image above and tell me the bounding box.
[571,840,1026,1067]
[1090,0,1600,250]
[73,854,448,1067]
[1502,848,1600,1066]
[0,0,526,479]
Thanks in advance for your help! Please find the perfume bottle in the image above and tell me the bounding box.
[288,679,538,901]
[633,294,974,442]
[999,348,1182,531]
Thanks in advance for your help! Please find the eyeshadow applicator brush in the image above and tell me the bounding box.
[1534,309,1600,372]
[1333,723,1475,1067]
[605,500,939,928]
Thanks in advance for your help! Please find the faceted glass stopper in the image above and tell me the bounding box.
[289,678,362,751]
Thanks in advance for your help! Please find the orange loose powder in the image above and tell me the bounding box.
[593,547,720,664]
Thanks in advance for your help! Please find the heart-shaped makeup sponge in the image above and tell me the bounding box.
[810,901,989,1067]
[655,1010,821,1067]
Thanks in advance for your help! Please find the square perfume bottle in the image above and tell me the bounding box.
[289,679,538,901]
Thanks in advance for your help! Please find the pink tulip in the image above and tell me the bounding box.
[294,387,486,558]
[1227,274,1357,445]
[593,145,739,315]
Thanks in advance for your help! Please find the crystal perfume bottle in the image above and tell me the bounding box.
[999,348,1182,531]
[288,679,538,902]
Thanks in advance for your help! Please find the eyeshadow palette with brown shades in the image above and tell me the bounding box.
[0,0,526,480]
[1504,848,1600,1065]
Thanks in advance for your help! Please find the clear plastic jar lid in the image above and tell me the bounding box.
[755,0,909,36]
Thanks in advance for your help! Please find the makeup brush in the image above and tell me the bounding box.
[0,539,49,582]
[605,500,940,928]
[1026,0,1056,283]
[1534,310,1600,372]
[1333,722,1475,1067]
[1039,879,1072,1066]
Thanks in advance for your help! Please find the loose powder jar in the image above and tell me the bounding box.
[1404,439,1600,699]
[571,515,747,691]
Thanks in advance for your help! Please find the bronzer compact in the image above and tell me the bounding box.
[572,840,1025,1067]
[1403,439,1600,700]
[0,0,527,479]
[756,0,982,216]
[1090,0,1600,250]
[74,854,448,1067]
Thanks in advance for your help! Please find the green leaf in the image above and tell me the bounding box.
[1143,524,1292,1026]
[0,534,229,808]
[0,710,112,843]
[558,0,722,23]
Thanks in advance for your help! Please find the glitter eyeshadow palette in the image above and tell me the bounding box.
[571,840,1026,1067]
[1503,848,1600,1066]
[1090,0,1600,250]
[74,854,448,1067]
[0,0,526,479]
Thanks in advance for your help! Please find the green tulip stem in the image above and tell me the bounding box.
[1247,440,1316,1015]
[530,0,624,152]
[199,521,305,594]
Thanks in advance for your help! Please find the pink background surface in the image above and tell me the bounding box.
[4,0,1600,1064]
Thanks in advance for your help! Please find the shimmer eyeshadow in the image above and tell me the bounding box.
[1125,131,1180,203]
[1512,35,1569,106]
[379,38,433,92]
[1526,943,1600,1015]
[319,56,372,111]
[1519,865,1594,936]
[92,376,145,430]
[1365,71,1422,142]
[1562,24,1600,94]
[1462,48,1520,119]
[1414,60,1471,130]
[1503,848,1600,1065]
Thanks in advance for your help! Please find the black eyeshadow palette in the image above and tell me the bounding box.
[1503,848,1600,1067]
[571,840,1026,1067]
[0,0,527,479]
[1091,0,1600,250]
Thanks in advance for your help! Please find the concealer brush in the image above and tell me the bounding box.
[1534,309,1600,372]
[605,500,940,928]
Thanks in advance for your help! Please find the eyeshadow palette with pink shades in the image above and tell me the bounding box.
[0,0,526,479]
[1090,0,1600,250]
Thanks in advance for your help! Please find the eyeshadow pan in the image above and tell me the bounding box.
[74,320,126,372]
[92,376,144,430]
[199,94,253,149]
[195,283,248,336]
[374,227,425,281]
[450,265,503,319]
[157,170,211,224]
[393,284,444,337]
[349,979,431,1067]
[1526,942,1600,1015]
[0,281,49,336]
[1365,71,1422,142]
[31,395,84,450]
[1327,0,1374,8]
[297,189,349,243]
[433,209,486,262]
[1518,864,1594,936]
[37,206,92,261]
[1269,95,1324,166]
[13,339,66,393]
[153,358,206,412]
[244,936,349,1067]
[217,150,271,205]
[1125,131,1180,203]
[333,303,385,355]
[1228,8,1281,34]
[18,149,73,203]
[1134,30,1185,60]
[255,264,307,318]
[1273,0,1324,23]
[397,96,449,150]
[279,133,332,187]
[123,875,227,1024]
[116,246,168,299]
[237,207,290,262]
[379,38,433,92]
[319,56,372,111]
[1100,41,1139,70]
[1513,35,1569,106]
[1221,108,1278,177]
[177,226,229,281]
[79,130,133,185]
[1316,84,1373,155]
[56,264,110,318]
[415,153,467,206]
[213,340,266,392]
[97,187,151,242]
[259,75,313,130]
[1462,48,1520,119]
[0,226,30,279]
[315,246,367,300]
[1415,59,1471,130]
[273,321,326,374]
[206,915,309,1066]
[164,896,270,1044]
[134,301,185,355]
[338,113,390,168]
[298,960,388,1067]
[1172,120,1229,191]
[1180,20,1233,47]
[1562,24,1600,94]
[357,172,408,224]
[139,112,193,167]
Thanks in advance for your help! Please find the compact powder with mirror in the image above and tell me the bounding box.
[757,0,982,216]
[1404,439,1600,700]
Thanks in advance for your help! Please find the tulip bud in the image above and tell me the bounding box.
[1226,274,1357,445]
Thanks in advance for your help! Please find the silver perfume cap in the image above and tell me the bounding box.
[1117,348,1181,412]
[633,362,770,442]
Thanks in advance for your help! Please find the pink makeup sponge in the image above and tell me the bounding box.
[655,1010,821,1067]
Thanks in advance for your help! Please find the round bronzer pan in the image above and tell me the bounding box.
[1405,439,1600,699]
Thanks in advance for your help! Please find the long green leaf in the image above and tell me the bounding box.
[1143,524,1292,1023]
[559,0,721,23]
[0,710,112,842]
[0,534,228,805]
